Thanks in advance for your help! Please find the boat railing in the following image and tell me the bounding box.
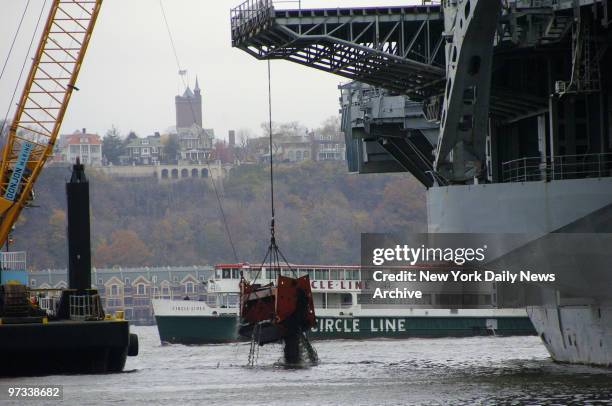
[502,152,612,183]
[318,303,354,310]
[505,0,579,9]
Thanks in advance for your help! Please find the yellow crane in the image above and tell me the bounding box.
[0,0,102,245]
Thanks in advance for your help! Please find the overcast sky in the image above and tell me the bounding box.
[1,0,419,141]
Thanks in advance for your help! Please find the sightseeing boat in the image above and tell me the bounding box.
[152,263,535,344]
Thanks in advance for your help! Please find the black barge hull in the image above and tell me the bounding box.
[0,319,135,376]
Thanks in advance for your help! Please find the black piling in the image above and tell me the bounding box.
[56,159,100,320]
[66,159,91,292]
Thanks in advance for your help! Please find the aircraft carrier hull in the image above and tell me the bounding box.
[528,304,612,367]
[428,178,612,366]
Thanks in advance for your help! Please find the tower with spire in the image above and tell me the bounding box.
[175,77,202,130]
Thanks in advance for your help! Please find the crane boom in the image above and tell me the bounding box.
[0,0,102,245]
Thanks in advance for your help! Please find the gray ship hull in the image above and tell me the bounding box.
[428,178,612,366]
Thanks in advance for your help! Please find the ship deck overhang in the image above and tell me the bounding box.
[231,0,446,99]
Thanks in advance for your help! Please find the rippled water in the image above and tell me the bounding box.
[4,326,612,405]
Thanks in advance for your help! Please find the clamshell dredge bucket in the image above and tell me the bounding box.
[239,274,316,363]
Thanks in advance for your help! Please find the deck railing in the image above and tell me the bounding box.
[0,251,27,271]
[230,0,441,42]
[502,152,612,183]
[231,0,274,43]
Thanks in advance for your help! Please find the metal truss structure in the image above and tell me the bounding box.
[231,0,445,99]
[0,0,102,244]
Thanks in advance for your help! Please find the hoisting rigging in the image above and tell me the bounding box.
[238,60,318,365]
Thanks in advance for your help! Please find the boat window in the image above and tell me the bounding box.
[232,268,240,279]
[306,269,314,280]
[315,269,329,280]
[330,269,339,280]
[336,269,345,280]
[313,292,326,308]
[215,269,222,279]
[227,294,239,308]
[222,268,231,279]
[341,293,352,308]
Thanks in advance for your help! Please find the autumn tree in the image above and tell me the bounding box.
[94,229,152,267]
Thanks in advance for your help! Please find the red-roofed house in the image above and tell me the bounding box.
[62,129,102,166]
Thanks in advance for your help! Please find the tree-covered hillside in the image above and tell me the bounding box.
[13,162,426,269]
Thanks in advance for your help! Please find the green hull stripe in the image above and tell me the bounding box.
[155,316,536,344]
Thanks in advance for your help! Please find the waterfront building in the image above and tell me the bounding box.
[29,266,213,325]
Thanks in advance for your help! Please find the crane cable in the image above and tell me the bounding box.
[0,0,31,83]
[158,0,239,263]
[252,60,296,283]
[0,1,47,139]
[267,60,275,242]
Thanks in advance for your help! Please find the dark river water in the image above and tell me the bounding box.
[4,326,612,405]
